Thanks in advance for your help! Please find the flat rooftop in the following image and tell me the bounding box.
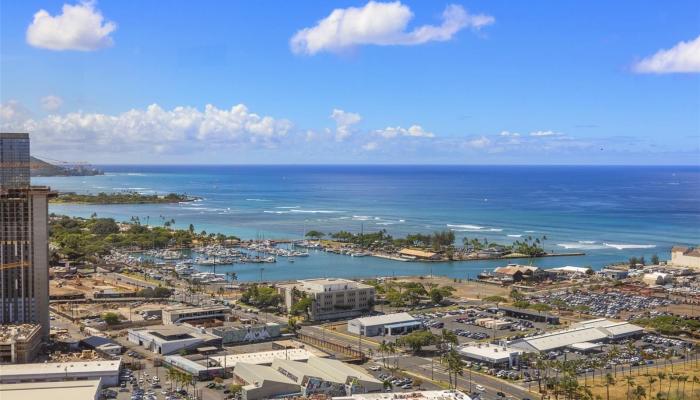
[334,390,472,400]
[0,324,40,343]
[0,380,101,400]
[289,278,372,292]
[164,305,230,313]
[352,312,419,326]
[210,348,313,367]
[0,359,121,378]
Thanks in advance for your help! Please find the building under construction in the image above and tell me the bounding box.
[0,132,54,339]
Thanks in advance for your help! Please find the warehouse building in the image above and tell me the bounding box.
[211,322,281,344]
[0,359,122,386]
[210,348,315,370]
[496,306,560,324]
[509,319,644,353]
[163,354,225,380]
[347,312,422,336]
[273,356,382,396]
[234,362,301,400]
[80,336,123,356]
[127,325,221,355]
[162,305,231,325]
[0,380,101,400]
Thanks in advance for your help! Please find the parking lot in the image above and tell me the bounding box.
[413,306,550,344]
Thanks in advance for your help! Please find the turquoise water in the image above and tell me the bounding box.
[34,165,700,282]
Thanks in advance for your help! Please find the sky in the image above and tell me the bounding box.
[1,0,699,165]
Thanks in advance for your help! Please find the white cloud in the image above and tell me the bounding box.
[499,130,519,137]
[330,108,362,141]
[634,35,700,74]
[375,124,434,139]
[26,1,117,51]
[41,95,64,112]
[291,1,494,55]
[530,130,562,137]
[362,141,379,151]
[464,136,491,148]
[0,102,292,154]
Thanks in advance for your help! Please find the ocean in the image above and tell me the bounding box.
[34,165,700,282]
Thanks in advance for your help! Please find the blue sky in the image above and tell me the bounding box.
[1,0,699,164]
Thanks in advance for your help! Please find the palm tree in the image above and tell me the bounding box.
[378,341,388,368]
[647,375,657,398]
[691,376,699,399]
[632,385,647,400]
[605,373,616,400]
[626,376,636,400]
[677,374,688,399]
[667,374,675,399]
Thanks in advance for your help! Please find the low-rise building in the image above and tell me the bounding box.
[234,362,301,400]
[210,348,316,370]
[494,265,547,283]
[0,379,101,400]
[347,312,422,336]
[211,322,281,344]
[278,278,375,321]
[0,324,41,363]
[475,318,512,330]
[334,391,472,400]
[599,268,629,280]
[163,354,225,379]
[272,356,383,396]
[0,359,122,386]
[162,305,231,325]
[398,248,440,260]
[127,325,221,355]
[671,246,700,269]
[509,319,644,353]
[458,343,523,367]
[81,336,123,356]
[497,306,560,324]
[642,272,672,286]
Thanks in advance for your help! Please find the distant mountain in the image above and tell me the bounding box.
[30,156,103,177]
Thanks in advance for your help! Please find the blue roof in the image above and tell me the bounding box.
[81,335,118,348]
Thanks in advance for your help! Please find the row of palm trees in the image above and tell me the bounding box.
[519,341,700,400]
[165,368,196,396]
[376,329,465,390]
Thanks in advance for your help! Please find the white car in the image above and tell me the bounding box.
[368,366,380,371]
[475,385,485,392]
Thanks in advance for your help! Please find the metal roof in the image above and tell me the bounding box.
[351,312,417,327]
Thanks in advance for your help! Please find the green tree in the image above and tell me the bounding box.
[398,330,436,354]
[101,312,121,325]
[305,230,326,239]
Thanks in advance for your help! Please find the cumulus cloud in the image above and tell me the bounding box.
[499,130,519,137]
[529,130,562,137]
[0,102,292,154]
[291,1,494,55]
[41,95,64,112]
[330,108,362,141]
[464,136,491,148]
[634,35,700,74]
[362,141,379,151]
[374,124,434,139]
[26,1,117,51]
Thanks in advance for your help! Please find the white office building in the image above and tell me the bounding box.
[347,312,421,336]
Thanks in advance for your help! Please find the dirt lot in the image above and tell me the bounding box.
[584,362,700,400]
[395,276,510,300]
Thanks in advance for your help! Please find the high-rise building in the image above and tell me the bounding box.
[0,133,53,338]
